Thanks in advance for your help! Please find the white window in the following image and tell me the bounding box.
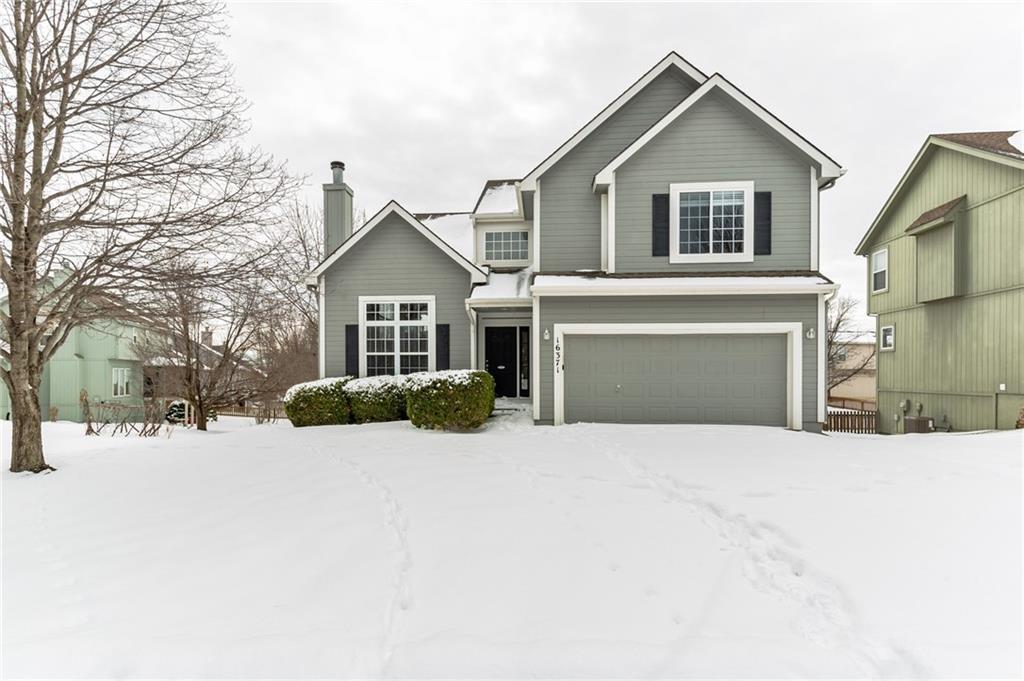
[669,181,755,263]
[880,325,895,351]
[112,367,130,397]
[359,296,435,376]
[484,230,529,262]
[872,248,888,293]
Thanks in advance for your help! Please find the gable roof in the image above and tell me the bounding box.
[933,131,1024,161]
[593,73,843,188]
[519,52,707,191]
[309,201,487,284]
[855,131,1024,255]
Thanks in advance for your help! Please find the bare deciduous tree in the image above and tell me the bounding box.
[826,295,876,393]
[139,273,282,431]
[1,0,295,471]
[254,202,322,391]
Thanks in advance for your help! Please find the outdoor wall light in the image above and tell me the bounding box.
[543,328,550,340]
[805,327,815,340]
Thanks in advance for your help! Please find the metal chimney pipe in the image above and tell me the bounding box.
[330,160,345,185]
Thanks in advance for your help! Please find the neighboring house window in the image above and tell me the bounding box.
[880,325,895,351]
[112,367,130,397]
[360,296,435,376]
[669,181,754,263]
[836,347,848,362]
[872,248,888,293]
[484,231,529,262]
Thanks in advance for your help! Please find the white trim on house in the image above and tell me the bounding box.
[871,248,889,294]
[531,274,838,297]
[592,74,843,189]
[531,297,540,421]
[479,227,531,268]
[357,295,436,377]
[600,193,608,271]
[318,277,326,378]
[817,290,829,423]
[880,324,895,352]
[810,166,819,271]
[856,135,1024,255]
[607,181,617,273]
[309,201,487,284]
[532,179,541,271]
[520,53,707,192]
[466,298,533,309]
[551,322,804,430]
[465,300,478,370]
[668,181,755,264]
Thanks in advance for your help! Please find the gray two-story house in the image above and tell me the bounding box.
[309,52,843,430]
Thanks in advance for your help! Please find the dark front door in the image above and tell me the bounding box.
[485,327,518,397]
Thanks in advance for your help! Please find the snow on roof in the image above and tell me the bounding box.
[474,180,519,215]
[531,273,835,293]
[1009,131,1024,155]
[416,212,475,261]
[470,268,533,302]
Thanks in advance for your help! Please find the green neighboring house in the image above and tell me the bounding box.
[0,320,144,422]
[856,131,1024,433]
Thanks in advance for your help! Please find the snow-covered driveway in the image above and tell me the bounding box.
[3,410,1021,678]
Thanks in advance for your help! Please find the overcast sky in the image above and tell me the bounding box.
[222,2,1022,330]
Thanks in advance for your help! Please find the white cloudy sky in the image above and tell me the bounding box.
[222,1,1022,330]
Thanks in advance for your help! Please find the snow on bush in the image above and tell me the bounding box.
[405,370,494,431]
[283,376,352,427]
[345,375,409,423]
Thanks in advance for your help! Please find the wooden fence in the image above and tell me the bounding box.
[827,397,877,411]
[824,410,877,434]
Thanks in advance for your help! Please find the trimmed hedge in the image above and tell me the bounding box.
[405,370,495,431]
[283,376,352,427]
[346,375,409,423]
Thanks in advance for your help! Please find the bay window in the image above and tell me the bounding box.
[669,181,755,263]
[359,296,435,376]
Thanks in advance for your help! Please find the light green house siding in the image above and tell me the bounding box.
[0,321,143,422]
[862,144,1024,433]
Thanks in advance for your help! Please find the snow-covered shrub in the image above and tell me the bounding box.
[404,370,494,431]
[283,376,352,427]
[165,400,187,425]
[345,375,409,423]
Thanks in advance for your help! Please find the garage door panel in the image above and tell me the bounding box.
[564,333,787,426]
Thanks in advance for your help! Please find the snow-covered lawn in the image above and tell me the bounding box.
[2,411,1021,678]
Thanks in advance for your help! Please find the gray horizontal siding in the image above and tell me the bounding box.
[615,90,812,272]
[537,294,820,427]
[322,213,474,376]
[540,68,697,272]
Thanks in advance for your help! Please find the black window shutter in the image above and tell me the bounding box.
[436,324,450,370]
[754,192,772,256]
[652,193,669,257]
[345,324,359,376]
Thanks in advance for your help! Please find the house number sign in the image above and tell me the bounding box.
[554,336,562,374]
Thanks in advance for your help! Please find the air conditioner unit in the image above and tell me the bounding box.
[904,416,934,434]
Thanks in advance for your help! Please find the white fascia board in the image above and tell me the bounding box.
[856,136,1024,255]
[465,298,533,309]
[594,74,843,188]
[521,53,707,191]
[531,278,839,297]
[311,200,488,283]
